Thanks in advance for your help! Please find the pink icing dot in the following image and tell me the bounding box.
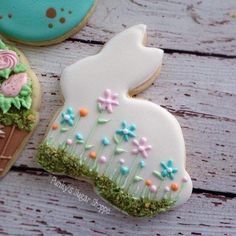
[164,186,170,192]
[182,177,188,183]
[150,185,157,193]
[99,156,107,164]
[66,139,73,145]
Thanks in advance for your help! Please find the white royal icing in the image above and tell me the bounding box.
[46,25,192,209]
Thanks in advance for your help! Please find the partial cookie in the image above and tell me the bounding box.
[0,0,95,46]
[37,25,192,217]
[0,39,40,178]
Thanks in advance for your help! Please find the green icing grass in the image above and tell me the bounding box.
[37,143,175,217]
[0,108,35,131]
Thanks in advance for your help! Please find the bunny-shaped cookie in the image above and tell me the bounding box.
[38,25,192,217]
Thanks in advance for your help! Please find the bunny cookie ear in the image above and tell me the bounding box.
[99,24,164,91]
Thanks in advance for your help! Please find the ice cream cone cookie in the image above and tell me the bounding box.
[0,39,40,177]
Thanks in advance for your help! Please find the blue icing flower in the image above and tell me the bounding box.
[116,121,136,142]
[76,133,83,141]
[160,160,178,180]
[102,137,110,146]
[120,166,130,175]
[61,107,75,126]
[139,160,145,168]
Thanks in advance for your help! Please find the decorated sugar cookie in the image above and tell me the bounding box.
[37,25,192,217]
[0,39,40,177]
[0,0,95,46]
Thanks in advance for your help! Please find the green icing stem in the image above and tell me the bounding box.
[79,113,102,162]
[122,156,140,190]
[37,143,175,217]
[103,136,123,176]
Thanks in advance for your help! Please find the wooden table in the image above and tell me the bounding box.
[1,1,236,235]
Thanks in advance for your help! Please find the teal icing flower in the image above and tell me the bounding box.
[160,160,178,180]
[102,137,110,146]
[120,166,130,175]
[116,121,136,142]
[61,107,75,126]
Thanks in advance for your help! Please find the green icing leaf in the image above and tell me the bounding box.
[11,97,21,109]
[13,63,27,73]
[21,96,32,109]
[60,127,69,132]
[97,118,110,124]
[134,176,144,182]
[85,144,93,150]
[97,103,103,113]
[0,68,11,79]
[0,98,11,114]
[153,171,164,180]
[113,134,120,144]
[76,140,84,144]
[115,148,127,155]
[0,40,7,49]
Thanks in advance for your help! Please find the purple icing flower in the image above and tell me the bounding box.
[98,89,119,113]
[132,137,152,158]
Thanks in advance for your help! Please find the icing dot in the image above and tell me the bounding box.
[164,186,170,192]
[66,139,73,145]
[0,16,3,20]
[52,124,59,130]
[79,108,88,117]
[99,156,107,164]
[60,17,66,24]
[64,114,70,121]
[170,183,179,192]
[46,8,57,19]
[150,185,157,193]
[61,8,64,12]
[145,179,152,187]
[89,151,96,159]
[69,10,72,14]
[8,14,12,19]
[182,177,188,183]
[48,23,53,29]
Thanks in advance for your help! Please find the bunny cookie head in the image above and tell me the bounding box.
[61,24,163,104]
[38,25,192,217]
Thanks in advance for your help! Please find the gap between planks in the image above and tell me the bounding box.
[10,166,236,199]
[67,38,236,59]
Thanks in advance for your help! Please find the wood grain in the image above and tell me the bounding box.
[11,41,236,193]
[0,171,235,236]
[71,0,236,56]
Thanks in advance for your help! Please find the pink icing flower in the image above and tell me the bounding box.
[98,89,119,113]
[132,137,152,158]
[0,50,19,70]
[0,72,28,97]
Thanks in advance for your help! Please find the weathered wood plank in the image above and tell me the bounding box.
[71,0,236,56]
[10,41,235,193]
[0,171,235,236]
